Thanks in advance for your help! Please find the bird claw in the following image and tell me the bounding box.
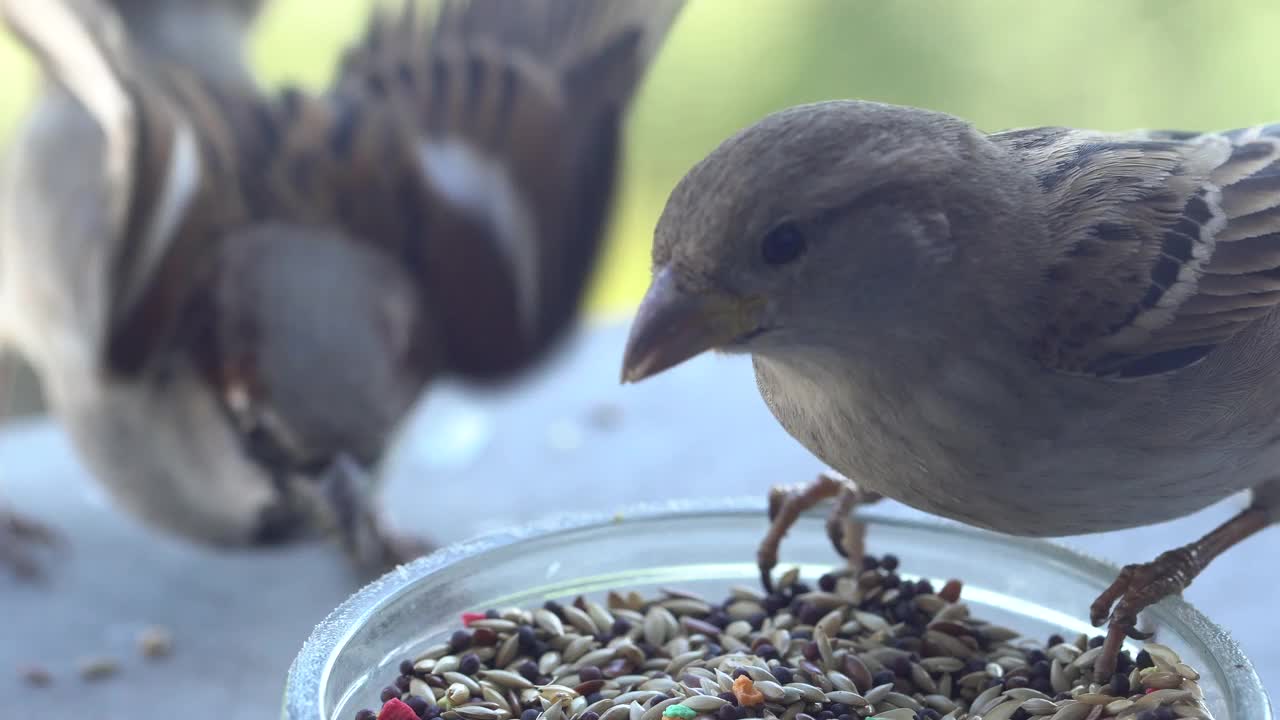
[1,509,63,581]
[756,473,879,593]
[1090,547,1197,679]
[319,455,434,578]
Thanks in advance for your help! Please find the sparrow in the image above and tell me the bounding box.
[620,98,1280,679]
[0,0,684,579]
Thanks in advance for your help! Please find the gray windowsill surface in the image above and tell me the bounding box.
[2,322,1274,717]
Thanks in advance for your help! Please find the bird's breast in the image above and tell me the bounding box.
[751,349,1274,537]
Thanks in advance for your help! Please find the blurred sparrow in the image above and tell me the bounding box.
[621,99,1280,678]
[0,0,683,578]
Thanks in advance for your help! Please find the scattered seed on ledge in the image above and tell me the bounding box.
[78,656,120,682]
[19,664,52,687]
[138,625,173,659]
[357,555,1217,720]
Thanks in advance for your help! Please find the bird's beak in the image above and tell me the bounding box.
[620,266,764,383]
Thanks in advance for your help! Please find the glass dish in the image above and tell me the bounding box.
[282,498,1272,720]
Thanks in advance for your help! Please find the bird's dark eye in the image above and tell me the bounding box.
[761,222,806,266]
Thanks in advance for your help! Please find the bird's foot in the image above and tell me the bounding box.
[1089,506,1271,680]
[758,473,881,592]
[350,517,434,578]
[0,508,62,581]
[320,455,434,579]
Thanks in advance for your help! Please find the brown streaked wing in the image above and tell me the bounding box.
[994,124,1280,379]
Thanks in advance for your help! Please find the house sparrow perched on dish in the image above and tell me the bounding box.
[621,99,1280,678]
[0,0,684,579]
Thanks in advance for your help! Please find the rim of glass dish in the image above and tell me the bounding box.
[282,497,1271,720]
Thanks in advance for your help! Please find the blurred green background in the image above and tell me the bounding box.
[2,0,1280,317]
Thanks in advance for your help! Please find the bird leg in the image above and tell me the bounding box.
[758,473,882,591]
[320,455,433,577]
[0,506,61,580]
[1090,504,1272,680]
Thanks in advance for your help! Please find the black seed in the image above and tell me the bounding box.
[1010,709,1030,720]
[449,630,472,652]
[1027,650,1047,665]
[717,706,738,720]
[1111,672,1131,696]
[611,618,633,636]
[522,710,540,720]
[705,611,729,629]
[985,677,1004,689]
[485,609,500,619]
[518,626,538,655]
[732,668,750,679]
[763,594,788,613]
[828,703,848,716]
[1117,651,1136,675]
[406,696,430,718]
[459,653,481,676]
[1088,635,1105,649]
[1047,634,1065,647]
[395,675,412,692]
[399,660,415,676]
[718,691,738,705]
[543,601,565,618]
[882,574,901,589]
[915,580,934,595]
[818,573,839,592]
[355,711,377,720]
[862,555,880,571]
[579,666,602,682]
[818,712,835,720]
[800,605,826,625]
[517,660,539,683]
[381,685,400,702]
[890,656,912,677]
[881,554,900,571]
[746,612,768,630]
[872,669,896,687]
[1136,650,1155,669]
[773,666,793,685]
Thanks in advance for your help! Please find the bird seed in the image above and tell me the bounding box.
[356,555,1215,720]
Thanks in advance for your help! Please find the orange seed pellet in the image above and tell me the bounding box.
[732,675,764,706]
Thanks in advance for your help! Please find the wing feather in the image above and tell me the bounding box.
[994,122,1280,379]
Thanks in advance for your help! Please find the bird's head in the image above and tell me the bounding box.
[621,100,1038,383]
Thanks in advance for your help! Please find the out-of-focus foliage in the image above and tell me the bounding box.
[2,0,1278,315]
